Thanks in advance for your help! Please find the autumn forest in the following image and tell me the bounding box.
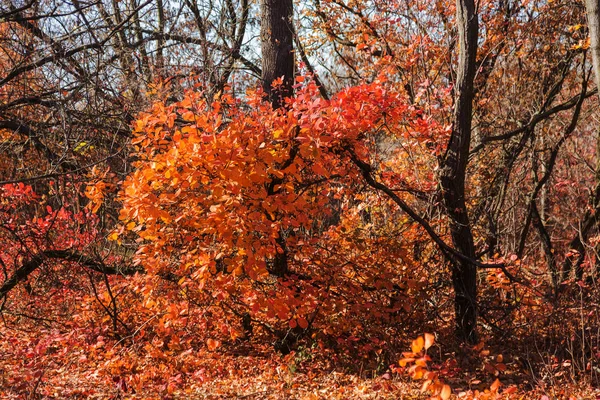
[1,0,600,398]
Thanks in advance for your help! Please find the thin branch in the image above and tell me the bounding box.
[517,72,588,257]
[470,88,597,155]
[0,250,142,300]
[346,146,506,271]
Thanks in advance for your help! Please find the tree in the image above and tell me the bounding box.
[0,0,260,296]
[439,0,479,343]
[586,0,600,88]
[4,1,600,396]
[260,0,295,107]
[564,0,600,281]
[259,0,295,282]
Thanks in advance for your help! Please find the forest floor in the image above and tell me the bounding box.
[2,306,600,399]
[3,366,600,399]
[2,333,600,400]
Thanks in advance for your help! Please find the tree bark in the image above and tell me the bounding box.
[260,0,295,280]
[259,0,300,353]
[563,0,600,281]
[587,0,600,89]
[440,0,479,343]
[260,0,294,108]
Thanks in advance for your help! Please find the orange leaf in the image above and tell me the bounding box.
[415,357,429,367]
[206,338,220,351]
[420,379,432,393]
[399,358,415,367]
[311,163,329,177]
[504,386,517,394]
[410,365,424,379]
[484,362,497,375]
[490,378,501,392]
[297,317,309,329]
[423,371,437,380]
[412,336,424,354]
[440,384,451,400]
[424,333,435,350]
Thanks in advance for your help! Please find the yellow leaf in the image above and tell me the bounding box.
[568,24,583,32]
[273,129,284,139]
[126,221,136,230]
[74,141,88,153]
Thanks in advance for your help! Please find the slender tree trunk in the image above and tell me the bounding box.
[587,0,600,257]
[156,0,166,73]
[440,0,479,343]
[563,0,600,281]
[587,0,600,88]
[260,0,294,108]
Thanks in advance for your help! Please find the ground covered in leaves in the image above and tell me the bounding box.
[2,319,600,400]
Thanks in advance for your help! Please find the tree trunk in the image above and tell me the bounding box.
[260,0,294,108]
[587,0,600,89]
[440,0,479,343]
[260,0,295,280]
[563,0,600,281]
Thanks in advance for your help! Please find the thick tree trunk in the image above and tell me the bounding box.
[258,1,298,352]
[440,0,479,343]
[260,0,294,108]
[260,0,295,280]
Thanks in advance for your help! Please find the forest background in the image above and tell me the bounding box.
[1,0,600,398]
